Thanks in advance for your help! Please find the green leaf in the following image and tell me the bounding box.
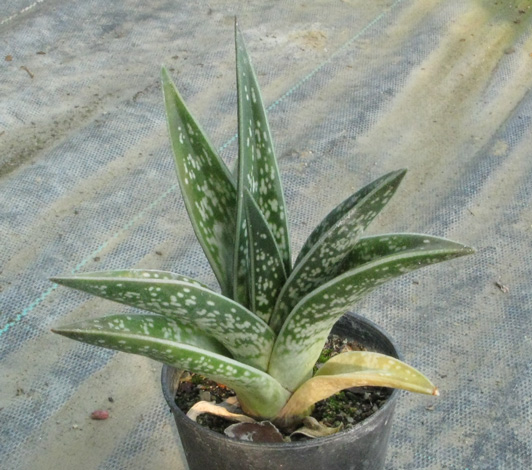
[162,67,237,297]
[270,170,406,333]
[53,313,229,355]
[244,190,287,323]
[268,235,474,391]
[341,233,475,268]
[294,171,405,266]
[52,314,290,419]
[61,269,211,287]
[233,197,250,307]
[234,23,291,303]
[276,351,438,424]
[51,270,275,371]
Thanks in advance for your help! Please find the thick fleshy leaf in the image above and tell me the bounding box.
[294,171,406,266]
[162,67,237,297]
[340,233,475,269]
[53,313,228,355]
[234,23,291,305]
[268,236,474,390]
[245,190,287,323]
[270,170,406,333]
[57,269,211,287]
[276,351,438,424]
[233,204,250,308]
[52,314,290,419]
[51,270,275,371]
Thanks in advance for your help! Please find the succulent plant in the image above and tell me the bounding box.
[52,24,473,433]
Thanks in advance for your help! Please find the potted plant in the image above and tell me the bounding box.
[52,23,474,470]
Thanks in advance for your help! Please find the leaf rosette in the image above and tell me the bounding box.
[53,22,474,433]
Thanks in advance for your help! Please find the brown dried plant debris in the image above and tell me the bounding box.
[174,334,391,439]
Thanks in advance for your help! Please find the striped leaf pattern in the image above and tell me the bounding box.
[268,235,474,391]
[269,170,406,333]
[52,270,275,371]
[162,67,237,297]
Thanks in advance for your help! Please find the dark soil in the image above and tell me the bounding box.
[174,333,392,440]
[175,373,237,433]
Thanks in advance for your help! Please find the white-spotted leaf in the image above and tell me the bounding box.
[62,269,211,287]
[269,235,473,391]
[53,313,228,355]
[276,351,438,424]
[52,314,290,419]
[294,171,407,266]
[341,233,475,269]
[270,170,406,333]
[234,23,291,302]
[162,67,237,297]
[51,25,477,425]
[51,270,275,371]
[244,190,287,323]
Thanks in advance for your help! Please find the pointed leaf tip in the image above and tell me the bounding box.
[269,232,473,391]
[53,313,289,418]
[161,65,174,86]
[51,270,277,370]
[275,351,437,422]
[270,169,409,334]
[234,23,292,291]
[162,69,238,296]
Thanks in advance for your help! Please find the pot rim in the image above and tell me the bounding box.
[161,312,401,449]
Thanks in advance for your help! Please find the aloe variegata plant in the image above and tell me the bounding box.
[52,23,474,432]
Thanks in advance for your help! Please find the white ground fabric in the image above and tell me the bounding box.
[1,1,531,468]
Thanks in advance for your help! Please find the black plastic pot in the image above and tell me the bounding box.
[161,312,401,470]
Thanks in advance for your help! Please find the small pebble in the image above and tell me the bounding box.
[199,391,212,402]
[90,410,109,420]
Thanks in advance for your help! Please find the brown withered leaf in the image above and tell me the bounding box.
[224,421,284,443]
[290,416,343,439]
[186,399,255,424]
